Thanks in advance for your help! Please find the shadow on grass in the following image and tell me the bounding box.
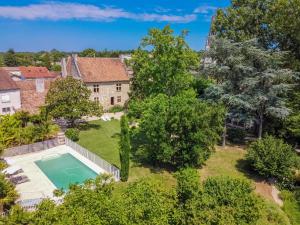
[78,122,101,131]
[235,158,267,183]
[130,158,176,174]
[111,133,120,139]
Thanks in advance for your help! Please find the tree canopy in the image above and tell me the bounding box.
[204,38,296,139]
[2,173,287,225]
[246,136,298,187]
[45,76,103,127]
[130,25,199,100]
[131,90,225,169]
[212,0,300,70]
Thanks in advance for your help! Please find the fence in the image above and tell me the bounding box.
[65,138,120,181]
[3,138,60,157]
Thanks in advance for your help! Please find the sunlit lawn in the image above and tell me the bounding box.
[77,119,176,188]
[77,119,121,167]
[77,120,294,224]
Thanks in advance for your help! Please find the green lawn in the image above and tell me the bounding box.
[77,120,293,224]
[77,119,121,167]
[77,119,176,188]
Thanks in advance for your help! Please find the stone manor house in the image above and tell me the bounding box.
[62,55,130,110]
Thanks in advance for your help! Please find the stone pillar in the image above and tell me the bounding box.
[57,132,66,145]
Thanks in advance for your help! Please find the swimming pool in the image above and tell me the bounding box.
[35,153,98,190]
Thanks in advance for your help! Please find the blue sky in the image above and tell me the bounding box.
[0,0,230,52]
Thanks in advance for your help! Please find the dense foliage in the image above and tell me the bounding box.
[2,49,66,70]
[119,116,130,181]
[204,38,296,140]
[131,90,225,169]
[79,48,133,58]
[65,128,79,142]
[45,76,103,127]
[212,0,300,65]
[0,174,18,214]
[246,136,299,187]
[1,172,287,225]
[130,25,198,100]
[0,111,59,153]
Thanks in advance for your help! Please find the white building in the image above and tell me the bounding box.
[0,69,21,115]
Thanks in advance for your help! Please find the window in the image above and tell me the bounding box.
[94,97,99,103]
[111,97,114,105]
[1,95,10,103]
[2,107,10,113]
[93,84,99,93]
[116,83,121,92]
[117,96,121,103]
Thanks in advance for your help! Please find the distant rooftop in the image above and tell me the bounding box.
[0,69,19,91]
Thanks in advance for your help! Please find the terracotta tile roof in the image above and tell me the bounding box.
[16,80,53,114]
[75,57,129,83]
[19,66,57,79]
[0,69,19,90]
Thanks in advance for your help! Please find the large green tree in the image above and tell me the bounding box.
[204,38,296,139]
[130,25,199,100]
[213,0,300,68]
[46,76,102,127]
[119,115,130,182]
[131,90,225,169]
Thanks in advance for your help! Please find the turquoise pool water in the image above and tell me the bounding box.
[35,153,98,190]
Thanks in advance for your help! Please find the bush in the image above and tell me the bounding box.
[109,105,124,113]
[227,127,246,144]
[246,136,298,186]
[65,128,79,141]
[175,168,200,204]
[183,176,262,225]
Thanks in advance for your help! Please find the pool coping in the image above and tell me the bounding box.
[5,145,107,202]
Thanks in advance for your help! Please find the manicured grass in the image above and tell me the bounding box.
[77,119,121,167]
[78,119,176,187]
[77,121,293,224]
[199,146,248,181]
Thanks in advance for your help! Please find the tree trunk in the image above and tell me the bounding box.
[222,122,227,148]
[258,114,263,139]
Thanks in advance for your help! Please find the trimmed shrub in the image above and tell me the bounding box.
[246,136,298,187]
[119,115,130,181]
[65,128,79,141]
[109,105,124,113]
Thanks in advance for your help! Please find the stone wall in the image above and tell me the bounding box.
[88,81,130,110]
[2,138,60,157]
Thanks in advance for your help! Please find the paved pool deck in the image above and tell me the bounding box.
[5,145,106,202]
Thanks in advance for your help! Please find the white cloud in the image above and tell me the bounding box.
[0,2,197,23]
[193,6,217,14]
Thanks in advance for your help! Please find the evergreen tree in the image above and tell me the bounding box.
[204,38,296,139]
[119,115,130,181]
